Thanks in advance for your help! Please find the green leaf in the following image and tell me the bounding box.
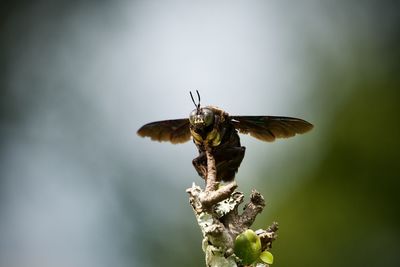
[260,250,274,264]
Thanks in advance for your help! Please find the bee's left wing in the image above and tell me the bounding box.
[231,116,313,142]
[137,119,191,144]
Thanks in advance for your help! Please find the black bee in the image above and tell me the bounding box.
[137,91,313,182]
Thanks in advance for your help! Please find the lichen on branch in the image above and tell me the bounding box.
[186,149,278,267]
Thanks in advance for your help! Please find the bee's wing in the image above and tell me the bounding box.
[137,119,191,144]
[231,116,313,142]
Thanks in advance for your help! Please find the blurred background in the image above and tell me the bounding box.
[1,0,399,266]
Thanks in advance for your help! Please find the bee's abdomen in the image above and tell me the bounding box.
[214,146,246,181]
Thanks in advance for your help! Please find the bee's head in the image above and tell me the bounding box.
[189,107,214,128]
[189,90,214,129]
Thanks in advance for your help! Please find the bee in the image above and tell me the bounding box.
[137,91,313,182]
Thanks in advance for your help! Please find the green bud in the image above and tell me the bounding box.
[234,229,262,265]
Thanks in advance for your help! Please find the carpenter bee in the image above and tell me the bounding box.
[137,91,313,182]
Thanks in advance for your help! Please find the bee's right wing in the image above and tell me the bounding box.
[137,119,191,144]
[231,116,313,142]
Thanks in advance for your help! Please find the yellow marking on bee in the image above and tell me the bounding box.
[206,128,221,147]
[190,129,203,145]
[191,128,221,147]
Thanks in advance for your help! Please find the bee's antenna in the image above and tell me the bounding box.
[196,90,201,107]
[190,91,197,108]
[190,90,201,110]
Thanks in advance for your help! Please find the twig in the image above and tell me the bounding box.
[186,150,278,267]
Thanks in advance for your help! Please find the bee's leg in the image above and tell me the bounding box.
[214,146,246,182]
[192,152,207,180]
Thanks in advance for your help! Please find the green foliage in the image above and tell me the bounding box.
[260,250,274,264]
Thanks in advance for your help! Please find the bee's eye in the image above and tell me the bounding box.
[189,109,198,125]
[202,108,214,126]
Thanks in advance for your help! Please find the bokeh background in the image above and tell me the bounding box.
[1,0,399,266]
